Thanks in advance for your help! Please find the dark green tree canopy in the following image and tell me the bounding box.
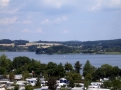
[74,61,82,73]
[47,62,57,76]
[65,62,73,72]
[83,60,94,77]
[12,56,31,69]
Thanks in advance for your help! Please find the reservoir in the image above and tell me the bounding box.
[0,52,121,68]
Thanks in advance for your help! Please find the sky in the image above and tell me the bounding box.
[0,0,121,41]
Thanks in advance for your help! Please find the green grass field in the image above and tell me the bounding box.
[104,52,121,55]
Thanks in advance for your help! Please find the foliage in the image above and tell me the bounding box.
[14,85,19,90]
[28,45,37,52]
[9,72,15,81]
[0,54,121,90]
[36,77,41,87]
[66,72,82,83]
[28,59,41,75]
[47,62,57,77]
[1,39,121,53]
[0,54,12,73]
[83,60,95,79]
[112,79,121,90]
[25,85,33,90]
[68,79,74,88]
[74,61,82,73]
[22,71,30,80]
[84,80,90,89]
[57,63,65,77]
[85,73,92,81]
[48,77,57,90]
[65,62,73,72]
[14,40,29,45]
[36,45,74,54]
[101,80,112,89]
[12,56,31,69]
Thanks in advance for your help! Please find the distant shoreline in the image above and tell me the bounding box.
[0,51,121,55]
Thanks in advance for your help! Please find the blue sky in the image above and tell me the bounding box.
[0,0,121,41]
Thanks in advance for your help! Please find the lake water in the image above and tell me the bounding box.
[0,52,121,68]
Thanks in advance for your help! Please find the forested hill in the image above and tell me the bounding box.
[35,39,121,46]
[35,39,121,53]
[0,39,29,45]
[0,39,121,53]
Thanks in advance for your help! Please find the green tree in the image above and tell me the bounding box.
[65,62,73,72]
[100,64,113,78]
[93,68,103,80]
[84,80,90,89]
[74,61,82,73]
[28,59,41,76]
[22,71,30,80]
[66,72,81,83]
[112,79,121,90]
[0,67,6,74]
[102,80,112,89]
[36,77,41,87]
[25,85,33,90]
[14,85,19,90]
[57,63,65,77]
[0,54,12,73]
[83,60,94,77]
[68,79,74,88]
[110,66,120,80]
[9,72,15,81]
[85,73,92,81]
[47,62,57,76]
[12,56,31,69]
[48,77,57,90]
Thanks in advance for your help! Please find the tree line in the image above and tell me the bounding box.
[0,54,121,89]
[0,39,121,53]
[36,45,80,54]
[0,39,29,45]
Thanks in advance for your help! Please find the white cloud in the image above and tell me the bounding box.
[0,17,17,24]
[54,16,67,23]
[41,19,50,24]
[0,17,32,25]
[41,16,68,25]
[36,28,42,33]
[22,28,43,33]
[23,20,32,24]
[0,0,9,7]
[42,0,68,9]
[62,30,70,34]
[91,0,121,11]
[6,7,20,14]
[22,29,31,33]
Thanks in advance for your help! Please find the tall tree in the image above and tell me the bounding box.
[57,63,65,77]
[100,64,113,78]
[83,60,94,77]
[0,54,12,73]
[12,56,31,69]
[48,77,57,90]
[47,62,57,76]
[65,62,73,72]
[74,61,82,73]
[36,76,41,87]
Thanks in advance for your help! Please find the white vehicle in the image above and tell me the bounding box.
[16,81,26,86]
[26,78,37,86]
[57,78,67,87]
